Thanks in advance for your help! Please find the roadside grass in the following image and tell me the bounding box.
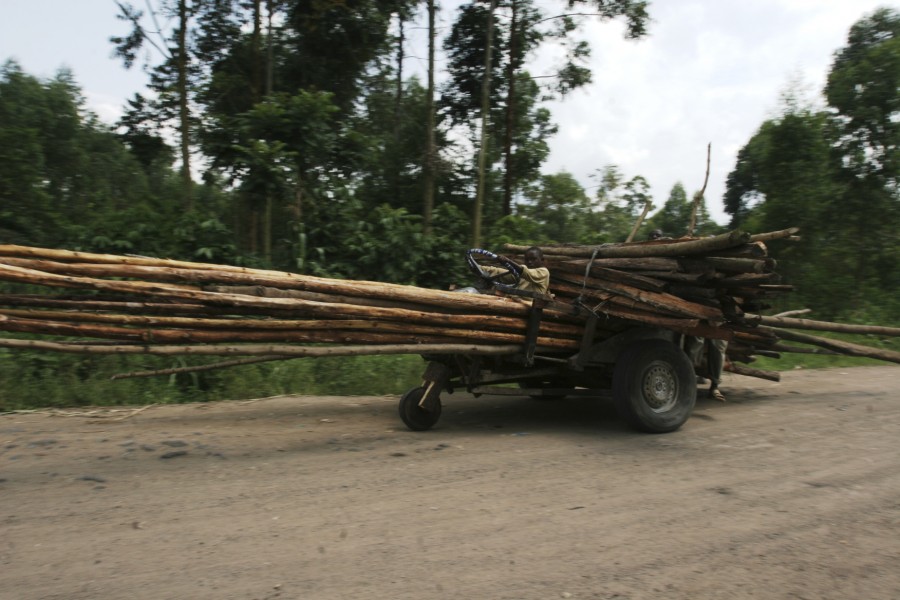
[0,352,425,411]
[753,329,898,371]
[1,330,896,411]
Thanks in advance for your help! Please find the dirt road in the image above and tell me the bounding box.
[2,366,899,600]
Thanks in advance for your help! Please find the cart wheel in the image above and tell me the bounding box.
[399,386,442,431]
[612,340,696,433]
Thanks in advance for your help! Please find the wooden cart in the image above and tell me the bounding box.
[399,262,703,434]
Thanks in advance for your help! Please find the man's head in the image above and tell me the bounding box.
[649,229,664,240]
[523,246,544,269]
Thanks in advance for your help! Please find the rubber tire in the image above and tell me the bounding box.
[398,386,442,431]
[612,340,696,433]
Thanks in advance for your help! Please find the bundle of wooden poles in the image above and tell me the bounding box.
[0,228,896,382]
[504,228,900,378]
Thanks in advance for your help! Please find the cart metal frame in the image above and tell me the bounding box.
[399,289,700,434]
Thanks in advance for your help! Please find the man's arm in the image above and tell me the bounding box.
[518,266,550,294]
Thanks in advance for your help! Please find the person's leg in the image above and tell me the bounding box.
[707,338,727,401]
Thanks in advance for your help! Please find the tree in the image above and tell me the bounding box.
[228,90,339,266]
[521,171,591,242]
[191,0,424,267]
[353,76,436,217]
[722,10,900,316]
[0,62,219,258]
[0,61,54,243]
[111,0,198,208]
[648,182,690,238]
[823,7,900,299]
[825,7,900,183]
[443,0,650,219]
[723,127,770,228]
[281,0,416,116]
[117,93,176,178]
[473,0,498,248]
[423,0,438,234]
[723,99,838,302]
[584,164,651,243]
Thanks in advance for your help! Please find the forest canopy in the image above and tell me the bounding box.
[1,3,898,320]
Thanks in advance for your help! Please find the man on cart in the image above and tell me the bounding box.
[461,246,550,296]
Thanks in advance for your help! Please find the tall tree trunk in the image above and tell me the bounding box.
[264,194,272,265]
[294,184,304,270]
[502,0,518,217]
[423,0,437,235]
[252,0,269,262]
[248,202,259,255]
[394,15,405,140]
[252,0,263,101]
[177,0,192,209]
[266,0,275,95]
[394,13,406,203]
[473,0,497,248]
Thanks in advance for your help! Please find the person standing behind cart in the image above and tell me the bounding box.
[686,335,728,402]
[706,338,728,402]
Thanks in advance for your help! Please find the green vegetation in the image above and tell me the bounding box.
[755,329,900,372]
[723,8,900,320]
[0,350,424,412]
[0,4,897,409]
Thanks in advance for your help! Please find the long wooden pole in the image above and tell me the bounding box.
[0,256,541,317]
[0,338,528,357]
[687,142,711,236]
[110,356,293,379]
[725,363,780,382]
[0,308,583,338]
[0,314,580,349]
[761,327,900,364]
[752,315,900,337]
[505,230,752,258]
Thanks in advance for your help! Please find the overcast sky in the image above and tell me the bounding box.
[2,0,897,224]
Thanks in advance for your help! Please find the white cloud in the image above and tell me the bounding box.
[539,0,896,225]
[84,91,127,125]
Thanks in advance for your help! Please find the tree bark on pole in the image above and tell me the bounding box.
[110,355,295,379]
[0,258,552,318]
[725,363,781,382]
[0,338,527,358]
[761,327,900,364]
[752,315,900,336]
[505,230,752,258]
[687,142,711,236]
[749,228,800,242]
[625,199,653,243]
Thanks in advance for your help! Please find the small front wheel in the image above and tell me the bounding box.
[612,340,696,433]
[399,386,442,431]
